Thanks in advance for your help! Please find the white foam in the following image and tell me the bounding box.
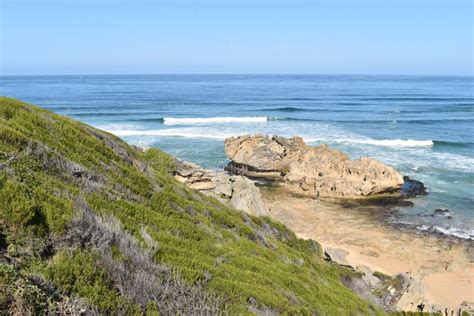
[107,128,433,148]
[307,138,434,147]
[163,116,268,125]
[108,128,233,139]
[416,224,431,231]
[360,139,433,147]
[412,224,473,240]
[431,226,474,240]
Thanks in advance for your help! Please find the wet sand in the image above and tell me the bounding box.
[260,186,474,311]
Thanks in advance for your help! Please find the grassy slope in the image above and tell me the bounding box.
[0,97,382,315]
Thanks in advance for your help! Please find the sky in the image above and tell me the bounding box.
[0,0,473,75]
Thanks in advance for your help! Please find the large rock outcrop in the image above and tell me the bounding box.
[174,160,268,216]
[224,135,404,198]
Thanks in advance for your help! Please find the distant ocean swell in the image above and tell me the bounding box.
[262,96,474,102]
[102,116,474,149]
[162,116,268,124]
[120,115,474,126]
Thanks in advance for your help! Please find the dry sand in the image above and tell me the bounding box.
[260,187,474,312]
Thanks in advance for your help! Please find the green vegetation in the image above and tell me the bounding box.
[372,272,405,299]
[0,97,382,314]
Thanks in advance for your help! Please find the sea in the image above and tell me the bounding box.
[1,75,473,240]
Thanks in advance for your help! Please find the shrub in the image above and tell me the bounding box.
[60,199,222,314]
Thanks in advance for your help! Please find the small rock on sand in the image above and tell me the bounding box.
[360,249,380,258]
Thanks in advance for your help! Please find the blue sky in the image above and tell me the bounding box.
[1,0,472,75]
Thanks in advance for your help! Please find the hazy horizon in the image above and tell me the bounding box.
[1,73,473,77]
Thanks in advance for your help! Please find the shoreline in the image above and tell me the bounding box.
[256,180,473,242]
[259,185,473,311]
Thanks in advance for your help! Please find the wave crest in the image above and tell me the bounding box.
[163,116,268,125]
[416,225,474,240]
[306,138,434,147]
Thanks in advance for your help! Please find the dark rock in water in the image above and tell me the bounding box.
[398,200,415,207]
[434,208,449,215]
[400,176,427,198]
[434,208,451,218]
[420,208,452,219]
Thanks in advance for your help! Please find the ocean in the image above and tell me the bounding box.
[1,74,473,239]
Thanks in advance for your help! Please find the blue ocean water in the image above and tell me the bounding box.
[1,75,473,239]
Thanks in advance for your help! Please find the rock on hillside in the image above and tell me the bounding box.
[174,160,268,216]
[225,135,404,198]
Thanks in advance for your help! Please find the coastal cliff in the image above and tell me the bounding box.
[225,135,405,198]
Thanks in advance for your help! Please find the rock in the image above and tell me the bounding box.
[229,176,267,216]
[394,274,429,311]
[433,208,450,217]
[460,302,474,315]
[324,247,354,269]
[357,265,381,288]
[360,249,380,258]
[174,160,268,216]
[400,176,427,198]
[224,135,405,198]
[345,266,419,312]
[188,180,216,191]
[214,174,233,197]
[397,200,415,207]
[388,287,396,295]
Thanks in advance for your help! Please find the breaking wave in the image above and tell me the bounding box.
[321,139,434,147]
[416,224,474,240]
[162,116,269,125]
[105,127,434,148]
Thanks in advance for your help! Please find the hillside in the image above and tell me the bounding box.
[0,97,383,315]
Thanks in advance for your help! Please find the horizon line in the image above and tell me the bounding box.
[1,73,473,77]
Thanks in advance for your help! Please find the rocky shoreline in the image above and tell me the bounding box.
[224,135,427,199]
[259,186,473,314]
[170,134,473,314]
[173,134,468,243]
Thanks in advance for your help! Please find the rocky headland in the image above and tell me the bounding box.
[224,134,425,199]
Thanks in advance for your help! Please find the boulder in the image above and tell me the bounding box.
[434,208,449,216]
[174,160,268,216]
[224,135,405,198]
[400,176,427,197]
[324,247,352,267]
[433,208,451,219]
[229,176,267,217]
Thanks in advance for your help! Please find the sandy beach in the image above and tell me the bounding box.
[260,186,474,312]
